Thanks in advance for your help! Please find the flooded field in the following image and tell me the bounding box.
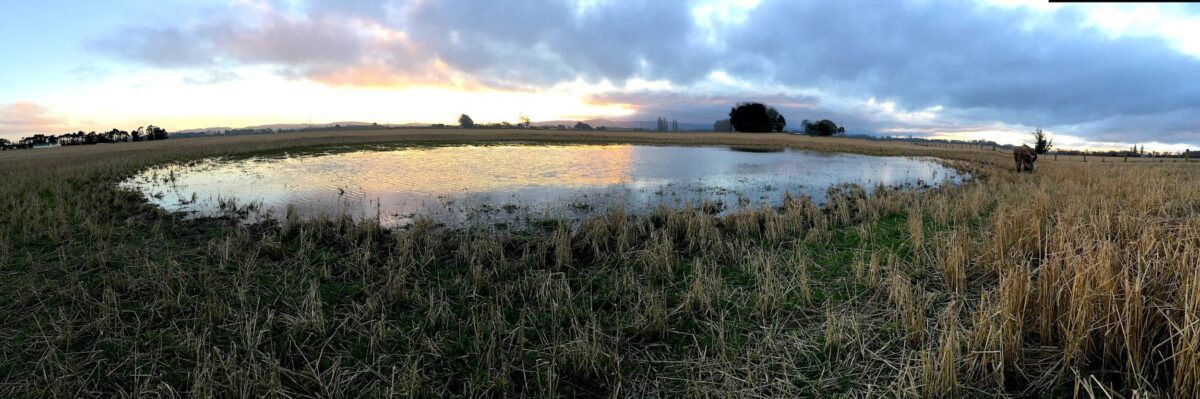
[121,144,965,227]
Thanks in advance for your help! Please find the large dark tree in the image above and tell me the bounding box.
[729,102,785,133]
[458,114,475,129]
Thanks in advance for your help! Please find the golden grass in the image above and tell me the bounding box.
[2,128,1199,397]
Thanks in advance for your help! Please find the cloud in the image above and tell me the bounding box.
[68,64,113,82]
[94,7,365,66]
[402,0,718,88]
[182,70,242,85]
[93,0,1200,147]
[93,24,224,68]
[0,102,71,137]
[94,0,718,88]
[587,91,820,123]
[1060,108,1200,146]
[727,1,1200,126]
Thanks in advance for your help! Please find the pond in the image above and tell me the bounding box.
[121,144,966,227]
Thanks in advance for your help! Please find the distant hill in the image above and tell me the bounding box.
[175,121,386,135]
[171,118,720,139]
[533,119,713,131]
[173,127,233,135]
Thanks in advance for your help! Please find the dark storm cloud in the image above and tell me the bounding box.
[402,0,717,88]
[1064,109,1200,145]
[94,0,1200,146]
[723,1,1200,130]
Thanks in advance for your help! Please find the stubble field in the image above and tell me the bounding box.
[1,129,1198,397]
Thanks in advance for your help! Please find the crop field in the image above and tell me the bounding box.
[2,129,1199,397]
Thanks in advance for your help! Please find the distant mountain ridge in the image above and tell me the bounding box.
[175,121,387,135]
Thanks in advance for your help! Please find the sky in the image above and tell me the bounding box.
[1,0,1199,151]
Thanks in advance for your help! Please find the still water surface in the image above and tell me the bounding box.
[122,144,965,227]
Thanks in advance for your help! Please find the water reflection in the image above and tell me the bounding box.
[122,144,965,227]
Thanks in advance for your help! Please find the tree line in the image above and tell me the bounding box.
[723,102,847,136]
[457,114,540,129]
[457,114,610,131]
[453,106,847,136]
[0,126,169,151]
